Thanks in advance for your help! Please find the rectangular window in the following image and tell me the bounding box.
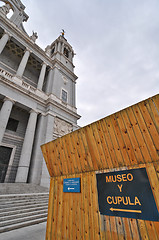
[62,89,67,103]
[6,118,19,132]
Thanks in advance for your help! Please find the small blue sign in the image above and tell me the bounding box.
[63,178,81,193]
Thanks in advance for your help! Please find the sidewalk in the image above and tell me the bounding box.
[0,222,46,240]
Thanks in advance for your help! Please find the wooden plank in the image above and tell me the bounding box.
[132,103,158,162]
[47,142,60,177]
[145,221,158,240]
[76,174,82,239]
[116,111,138,166]
[96,120,114,169]
[84,126,101,170]
[153,162,159,180]
[104,216,112,240]
[46,178,54,240]
[64,136,76,175]
[73,129,88,172]
[64,135,78,174]
[129,219,140,240]
[58,137,68,175]
[87,173,95,240]
[56,176,64,240]
[112,113,131,167]
[76,130,90,172]
[116,217,125,240]
[70,132,83,173]
[153,222,159,237]
[80,174,85,238]
[138,100,159,153]
[83,173,90,239]
[68,178,74,240]
[91,122,109,169]
[61,137,72,175]
[61,178,67,240]
[122,218,133,240]
[121,109,144,165]
[51,177,58,239]
[72,175,80,240]
[127,105,152,163]
[148,98,159,129]
[80,127,94,170]
[91,173,101,240]
[41,144,53,177]
[110,113,130,167]
[146,164,159,212]
[65,188,69,239]
[100,118,119,168]
[106,115,126,167]
[152,95,159,113]
[137,220,149,240]
[110,217,118,240]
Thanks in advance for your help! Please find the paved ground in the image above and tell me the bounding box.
[0,222,46,240]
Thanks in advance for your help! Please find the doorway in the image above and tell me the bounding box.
[0,146,13,182]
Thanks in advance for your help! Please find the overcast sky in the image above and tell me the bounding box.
[21,0,159,127]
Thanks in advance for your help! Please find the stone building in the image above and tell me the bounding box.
[0,0,80,187]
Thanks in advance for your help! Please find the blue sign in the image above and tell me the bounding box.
[96,168,159,221]
[63,178,81,193]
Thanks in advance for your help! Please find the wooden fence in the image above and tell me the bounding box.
[41,94,159,239]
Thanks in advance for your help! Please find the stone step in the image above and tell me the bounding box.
[0,217,47,233]
[0,196,49,205]
[0,198,48,209]
[0,213,47,228]
[0,192,49,199]
[0,183,49,195]
[0,201,48,213]
[0,189,49,233]
[0,209,48,222]
[0,205,48,217]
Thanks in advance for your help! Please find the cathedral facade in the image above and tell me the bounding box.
[0,0,80,187]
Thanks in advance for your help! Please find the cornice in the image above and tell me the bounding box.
[0,71,80,120]
[52,59,78,81]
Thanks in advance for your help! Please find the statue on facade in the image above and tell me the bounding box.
[45,45,51,56]
[0,3,11,16]
[30,31,38,42]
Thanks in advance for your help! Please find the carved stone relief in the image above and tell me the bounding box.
[54,117,73,137]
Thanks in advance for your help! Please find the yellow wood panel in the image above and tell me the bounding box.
[43,95,159,240]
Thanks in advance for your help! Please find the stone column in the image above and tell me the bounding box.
[29,113,55,187]
[45,67,54,94]
[28,114,46,185]
[37,62,47,90]
[40,113,55,187]
[16,48,30,77]
[61,42,64,53]
[0,32,10,54]
[72,81,76,107]
[0,97,14,144]
[15,110,38,183]
[57,41,61,52]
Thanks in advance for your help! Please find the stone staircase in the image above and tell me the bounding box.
[0,184,49,233]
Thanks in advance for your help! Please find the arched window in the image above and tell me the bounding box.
[63,47,69,58]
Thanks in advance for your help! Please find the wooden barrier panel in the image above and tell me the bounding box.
[41,94,159,240]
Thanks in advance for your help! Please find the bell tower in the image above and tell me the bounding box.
[45,31,77,108]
